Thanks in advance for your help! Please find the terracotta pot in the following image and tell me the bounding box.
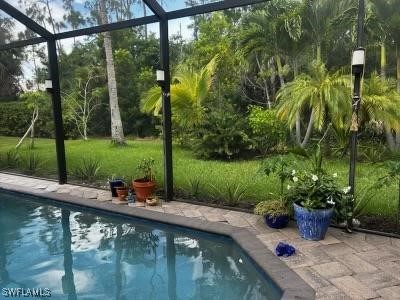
[132,179,156,202]
[116,187,129,201]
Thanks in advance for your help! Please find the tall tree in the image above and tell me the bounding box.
[0,17,22,99]
[302,0,357,63]
[369,0,400,151]
[277,62,350,147]
[98,0,125,144]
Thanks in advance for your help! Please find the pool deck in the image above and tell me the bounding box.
[1,174,400,299]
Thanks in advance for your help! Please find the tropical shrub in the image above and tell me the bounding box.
[72,157,101,183]
[21,152,43,175]
[248,106,287,155]
[141,56,218,134]
[192,107,254,160]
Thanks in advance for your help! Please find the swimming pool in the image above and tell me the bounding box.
[0,191,282,299]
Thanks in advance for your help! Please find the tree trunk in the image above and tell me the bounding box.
[275,55,285,87]
[397,45,400,92]
[301,109,315,148]
[384,125,396,152]
[98,0,125,145]
[142,1,148,39]
[16,107,39,150]
[316,44,322,63]
[30,109,36,149]
[381,42,387,79]
[296,113,301,145]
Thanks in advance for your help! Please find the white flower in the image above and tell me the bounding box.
[333,173,338,178]
[342,186,351,194]
[312,174,318,182]
[293,176,299,182]
[287,185,291,190]
[292,170,296,176]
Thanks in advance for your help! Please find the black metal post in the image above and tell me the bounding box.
[47,40,67,184]
[347,0,365,231]
[160,19,173,201]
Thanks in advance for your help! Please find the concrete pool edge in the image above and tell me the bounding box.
[0,183,315,300]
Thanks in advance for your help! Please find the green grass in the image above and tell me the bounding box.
[0,136,397,216]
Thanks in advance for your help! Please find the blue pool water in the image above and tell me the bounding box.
[0,191,281,299]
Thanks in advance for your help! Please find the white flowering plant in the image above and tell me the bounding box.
[284,172,345,210]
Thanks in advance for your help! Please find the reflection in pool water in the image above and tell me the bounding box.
[0,192,280,299]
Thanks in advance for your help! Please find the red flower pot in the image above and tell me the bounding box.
[132,179,156,202]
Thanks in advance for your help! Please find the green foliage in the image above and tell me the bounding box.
[188,177,202,200]
[192,107,254,160]
[72,157,101,183]
[136,158,155,181]
[248,106,287,155]
[210,182,247,206]
[141,56,218,133]
[277,62,350,133]
[284,147,344,210]
[361,73,400,131]
[285,172,344,210]
[254,200,291,217]
[21,152,42,175]
[4,150,20,169]
[259,155,296,196]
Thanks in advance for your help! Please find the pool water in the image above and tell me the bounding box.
[0,192,281,299]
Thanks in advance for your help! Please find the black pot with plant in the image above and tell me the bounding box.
[254,200,291,229]
[257,155,296,229]
[108,175,125,197]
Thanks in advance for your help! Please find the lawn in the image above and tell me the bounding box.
[0,136,397,216]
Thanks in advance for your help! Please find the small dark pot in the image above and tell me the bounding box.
[264,214,290,229]
[109,180,124,197]
[294,202,334,241]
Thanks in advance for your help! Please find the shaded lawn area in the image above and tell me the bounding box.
[0,136,396,216]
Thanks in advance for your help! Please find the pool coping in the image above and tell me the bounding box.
[0,183,315,300]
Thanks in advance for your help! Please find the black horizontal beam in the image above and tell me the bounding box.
[0,0,268,52]
[143,0,166,19]
[166,0,267,20]
[0,37,46,51]
[0,0,52,39]
[54,15,159,40]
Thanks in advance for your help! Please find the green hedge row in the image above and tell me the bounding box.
[0,101,55,138]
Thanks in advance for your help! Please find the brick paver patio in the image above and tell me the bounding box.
[1,173,399,299]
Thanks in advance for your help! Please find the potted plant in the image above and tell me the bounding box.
[116,184,129,201]
[257,156,296,229]
[108,175,125,197]
[132,158,156,202]
[285,147,343,240]
[254,200,291,229]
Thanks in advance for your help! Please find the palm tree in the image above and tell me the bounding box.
[361,73,400,151]
[240,0,302,88]
[302,0,357,63]
[98,0,125,145]
[141,56,218,132]
[277,62,350,147]
[369,0,400,150]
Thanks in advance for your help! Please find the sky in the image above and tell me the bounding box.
[3,0,201,83]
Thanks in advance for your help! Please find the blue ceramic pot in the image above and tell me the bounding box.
[109,180,124,197]
[264,214,290,229]
[293,202,333,241]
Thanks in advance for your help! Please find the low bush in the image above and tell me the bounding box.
[248,106,287,156]
[192,107,254,160]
